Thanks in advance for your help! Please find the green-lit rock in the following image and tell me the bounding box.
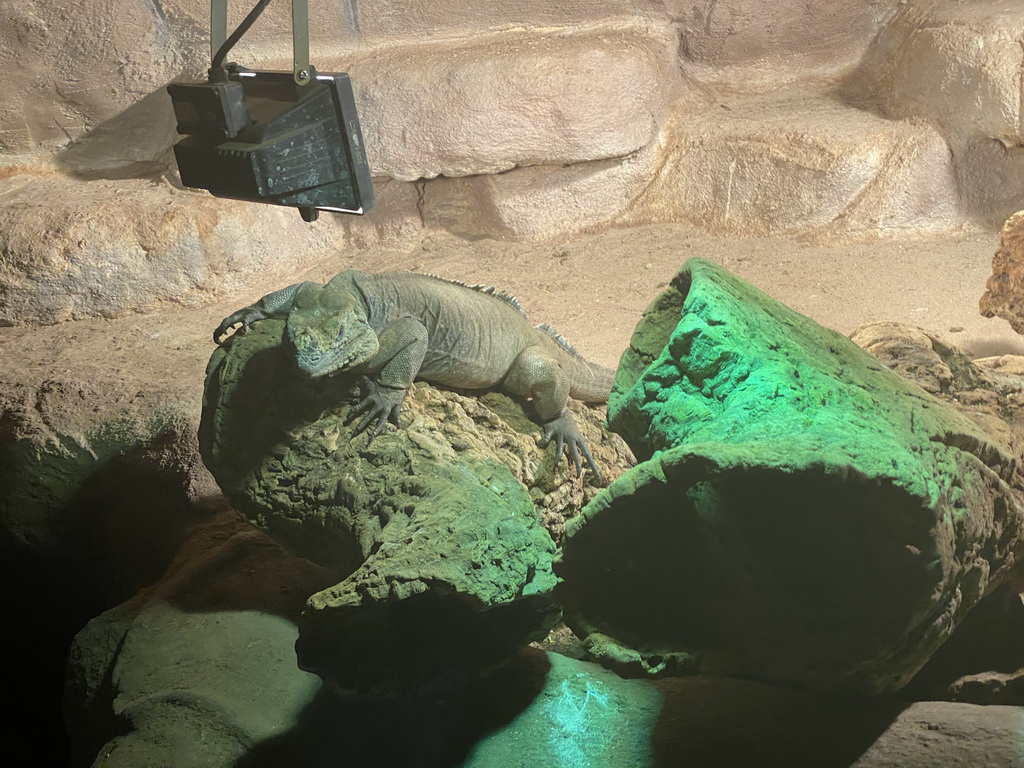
[199,319,627,693]
[558,258,1024,693]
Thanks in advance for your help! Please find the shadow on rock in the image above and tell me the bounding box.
[652,677,907,768]
[236,649,551,768]
[54,87,178,181]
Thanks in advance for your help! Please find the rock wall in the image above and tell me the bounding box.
[2,0,1023,324]
[843,0,1024,225]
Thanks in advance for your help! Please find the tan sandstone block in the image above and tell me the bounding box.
[421,140,663,243]
[889,17,1024,145]
[0,170,345,325]
[624,90,961,240]
[339,28,679,181]
[846,1,1024,226]
[669,0,902,89]
[850,0,1024,146]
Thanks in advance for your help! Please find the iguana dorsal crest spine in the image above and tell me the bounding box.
[537,323,586,360]
[417,272,589,361]
[418,272,526,317]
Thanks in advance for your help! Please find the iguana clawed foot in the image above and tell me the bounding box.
[214,308,269,345]
[349,377,408,442]
[540,412,602,483]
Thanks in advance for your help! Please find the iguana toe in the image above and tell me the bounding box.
[349,378,407,443]
[214,308,266,345]
[541,412,602,483]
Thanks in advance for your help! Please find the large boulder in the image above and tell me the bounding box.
[557,258,1024,693]
[845,0,1024,224]
[622,89,961,240]
[0,173,349,326]
[849,0,1024,147]
[198,316,631,692]
[339,26,680,181]
[63,510,338,768]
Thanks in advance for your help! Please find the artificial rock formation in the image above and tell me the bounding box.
[556,258,1024,694]
[9,0,1024,324]
[199,317,629,692]
[0,173,351,326]
[346,27,677,181]
[981,211,1024,335]
[63,510,337,768]
[844,0,1024,224]
[624,88,961,241]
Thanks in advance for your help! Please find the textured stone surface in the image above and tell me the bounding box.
[353,0,656,42]
[849,0,1024,146]
[0,172,346,325]
[0,312,215,551]
[0,0,192,159]
[558,258,1024,693]
[851,702,1024,768]
[845,0,1024,224]
[340,27,678,181]
[957,139,1024,225]
[6,0,1014,327]
[981,211,1024,334]
[905,585,1024,706]
[67,571,1024,768]
[672,0,902,89]
[199,317,631,691]
[851,321,1024,440]
[63,511,337,768]
[624,90,961,240]
[0,6,688,320]
[0,0,358,161]
[423,143,664,243]
[339,178,425,251]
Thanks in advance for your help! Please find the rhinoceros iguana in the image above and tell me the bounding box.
[214,271,614,479]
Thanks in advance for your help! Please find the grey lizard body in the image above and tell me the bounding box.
[214,271,615,479]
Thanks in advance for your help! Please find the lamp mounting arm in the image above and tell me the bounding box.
[209,0,313,86]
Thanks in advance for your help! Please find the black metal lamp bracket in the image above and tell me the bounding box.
[210,0,311,86]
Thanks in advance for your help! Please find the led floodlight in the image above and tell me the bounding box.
[166,0,374,222]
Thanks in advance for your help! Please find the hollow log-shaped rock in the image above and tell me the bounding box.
[200,319,628,693]
[557,257,1024,694]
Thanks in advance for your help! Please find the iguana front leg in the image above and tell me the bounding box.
[504,346,603,482]
[213,282,314,344]
[349,317,428,440]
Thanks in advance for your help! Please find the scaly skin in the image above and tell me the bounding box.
[214,271,615,479]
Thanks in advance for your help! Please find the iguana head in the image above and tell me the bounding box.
[286,282,378,377]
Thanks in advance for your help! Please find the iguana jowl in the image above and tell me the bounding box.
[214,271,614,478]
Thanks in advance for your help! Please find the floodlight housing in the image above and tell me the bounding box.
[168,67,374,221]
[165,0,374,222]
